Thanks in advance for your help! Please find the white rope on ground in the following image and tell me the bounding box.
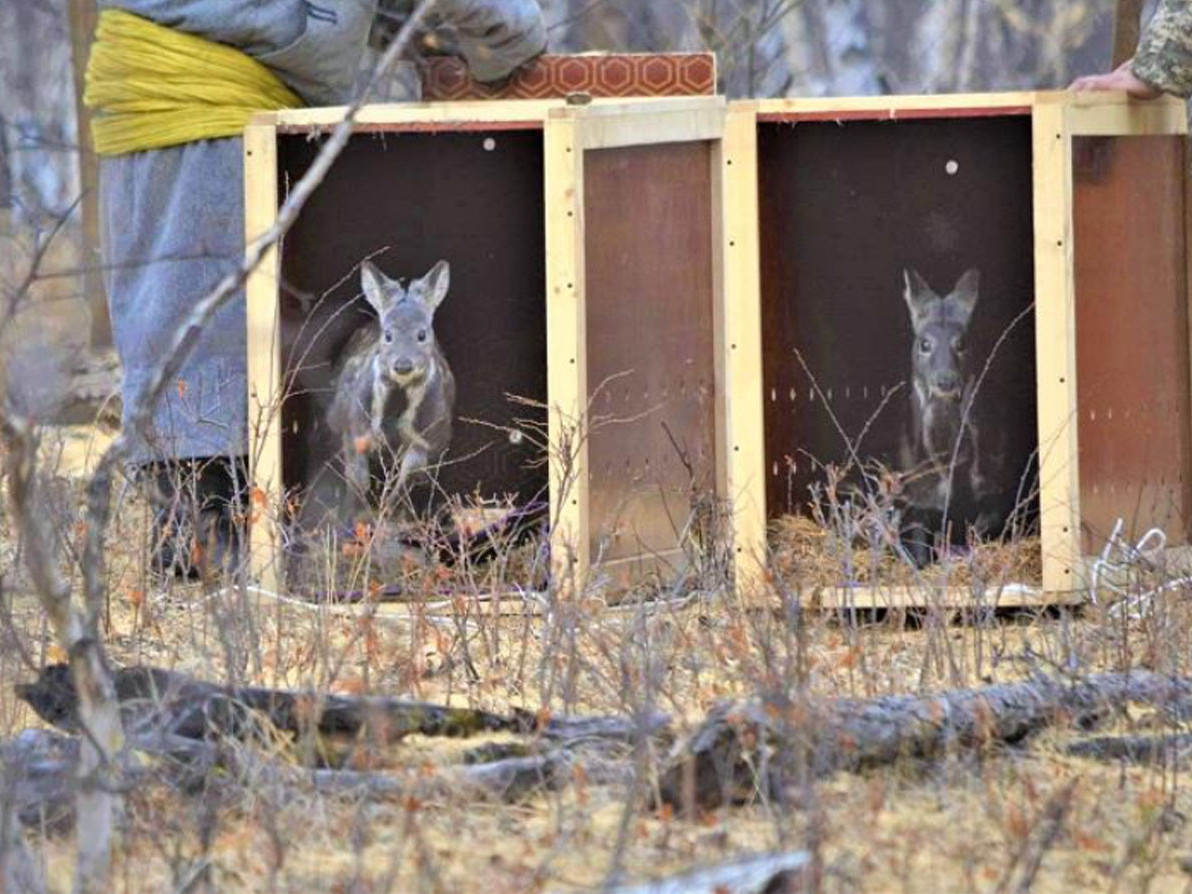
[1088,517,1192,618]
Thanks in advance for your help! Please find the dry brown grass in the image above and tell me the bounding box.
[770,514,1044,591]
[4,445,1192,894]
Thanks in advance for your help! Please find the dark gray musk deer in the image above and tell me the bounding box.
[897,267,995,565]
[325,259,456,527]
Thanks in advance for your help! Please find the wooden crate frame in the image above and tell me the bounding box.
[244,96,733,596]
[724,90,1190,608]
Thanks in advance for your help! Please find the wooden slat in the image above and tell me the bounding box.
[265,95,722,129]
[244,124,282,594]
[1186,135,1192,558]
[572,105,725,150]
[710,122,729,545]
[753,92,1041,118]
[753,91,1185,126]
[1032,103,1083,595]
[1065,98,1188,136]
[544,116,590,590]
[721,107,768,598]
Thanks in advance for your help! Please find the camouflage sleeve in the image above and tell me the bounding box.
[1132,0,1192,97]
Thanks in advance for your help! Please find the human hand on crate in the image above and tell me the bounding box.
[1070,60,1163,100]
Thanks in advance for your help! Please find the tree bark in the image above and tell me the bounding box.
[1065,732,1192,764]
[659,671,1192,810]
[3,725,631,823]
[0,416,124,894]
[1112,0,1145,67]
[15,663,539,744]
[66,0,109,348]
[1,742,48,894]
[15,663,674,749]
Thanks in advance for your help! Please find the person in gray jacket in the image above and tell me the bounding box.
[96,0,545,576]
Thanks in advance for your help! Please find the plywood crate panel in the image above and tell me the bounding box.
[723,92,1191,606]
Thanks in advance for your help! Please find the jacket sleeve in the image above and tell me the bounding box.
[436,0,546,83]
[1132,0,1192,97]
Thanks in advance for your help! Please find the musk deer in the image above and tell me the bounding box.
[896,267,994,564]
[326,259,457,526]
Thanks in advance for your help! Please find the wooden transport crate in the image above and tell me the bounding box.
[723,91,1192,607]
[243,96,734,596]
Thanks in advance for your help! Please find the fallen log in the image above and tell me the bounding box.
[659,671,1192,810]
[1,727,221,829]
[2,724,632,826]
[15,664,674,752]
[15,664,538,744]
[549,851,811,894]
[1064,732,1192,764]
[301,750,633,803]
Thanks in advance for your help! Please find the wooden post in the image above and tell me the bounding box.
[1111,0,1144,68]
[244,122,282,594]
[66,0,111,348]
[544,112,590,591]
[720,104,768,600]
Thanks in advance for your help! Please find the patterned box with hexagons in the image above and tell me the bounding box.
[421,53,716,101]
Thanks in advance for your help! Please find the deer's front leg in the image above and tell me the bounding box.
[394,445,427,499]
[967,420,989,499]
[341,435,371,526]
[375,444,428,525]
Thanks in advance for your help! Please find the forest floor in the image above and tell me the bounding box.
[4,428,1192,894]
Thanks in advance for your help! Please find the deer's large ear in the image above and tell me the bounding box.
[360,261,393,315]
[414,260,450,313]
[902,268,935,323]
[950,268,980,324]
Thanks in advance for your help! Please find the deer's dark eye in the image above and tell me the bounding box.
[416,330,428,343]
[383,330,394,345]
[918,338,932,354]
[953,337,966,355]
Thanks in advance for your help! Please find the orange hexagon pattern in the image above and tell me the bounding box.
[421,53,717,101]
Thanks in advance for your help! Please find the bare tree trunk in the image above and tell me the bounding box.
[1112,0,1145,66]
[66,0,109,348]
[0,417,124,894]
[1,760,46,894]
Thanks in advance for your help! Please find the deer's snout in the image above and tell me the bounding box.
[392,358,415,377]
[932,371,961,397]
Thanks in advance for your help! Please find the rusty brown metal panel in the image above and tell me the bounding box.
[583,142,717,570]
[757,117,1038,534]
[1073,135,1191,552]
[276,129,548,509]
